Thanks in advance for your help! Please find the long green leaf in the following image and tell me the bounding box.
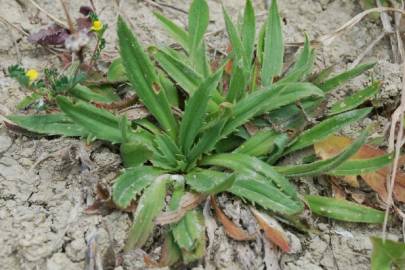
[69,84,119,103]
[188,0,209,55]
[186,169,225,193]
[251,83,324,116]
[318,63,375,93]
[226,62,246,102]
[112,166,163,209]
[275,129,368,177]
[312,65,335,85]
[267,97,322,130]
[193,41,211,77]
[56,96,124,143]
[267,133,290,164]
[257,24,266,65]
[186,169,302,215]
[241,0,256,62]
[117,17,177,138]
[278,35,314,83]
[371,237,405,270]
[286,107,371,154]
[202,153,298,200]
[179,68,223,153]
[7,113,88,137]
[305,195,385,223]
[152,47,202,94]
[233,130,287,157]
[187,0,210,76]
[152,133,183,170]
[330,154,393,176]
[223,6,246,64]
[159,73,179,107]
[154,12,189,49]
[187,114,229,163]
[125,174,167,251]
[186,170,236,194]
[290,35,313,72]
[231,174,303,215]
[329,81,380,115]
[223,83,324,136]
[262,0,283,86]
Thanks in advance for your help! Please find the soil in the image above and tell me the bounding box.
[0,0,403,269]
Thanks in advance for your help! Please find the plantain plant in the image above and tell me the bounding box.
[6,0,390,265]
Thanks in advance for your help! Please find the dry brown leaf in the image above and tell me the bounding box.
[351,192,366,204]
[314,135,405,202]
[119,104,150,121]
[143,254,159,268]
[155,193,206,225]
[244,122,259,136]
[343,175,360,188]
[250,208,290,253]
[211,196,256,241]
[331,180,347,200]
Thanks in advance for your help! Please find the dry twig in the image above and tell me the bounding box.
[59,0,75,33]
[350,32,386,68]
[28,0,68,29]
[382,1,405,240]
[144,0,188,14]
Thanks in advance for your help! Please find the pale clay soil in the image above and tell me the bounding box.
[0,0,403,269]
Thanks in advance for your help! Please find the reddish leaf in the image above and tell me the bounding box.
[143,254,159,268]
[85,183,137,215]
[224,44,233,75]
[28,24,70,46]
[251,208,290,253]
[79,6,93,16]
[211,196,256,241]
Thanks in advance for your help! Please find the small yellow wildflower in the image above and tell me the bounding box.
[26,69,39,82]
[91,20,103,32]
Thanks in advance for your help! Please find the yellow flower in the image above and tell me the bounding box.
[26,69,39,82]
[91,20,103,32]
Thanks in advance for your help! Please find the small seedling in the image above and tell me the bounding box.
[8,6,112,111]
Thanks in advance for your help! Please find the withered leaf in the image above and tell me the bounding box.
[28,24,70,46]
[211,196,256,241]
[155,193,206,225]
[79,6,94,16]
[251,207,291,253]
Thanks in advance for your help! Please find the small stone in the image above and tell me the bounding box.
[19,158,33,167]
[47,253,81,270]
[65,238,86,262]
[287,232,302,254]
[318,223,329,231]
[0,134,12,153]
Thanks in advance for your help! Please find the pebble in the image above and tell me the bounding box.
[0,134,12,153]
